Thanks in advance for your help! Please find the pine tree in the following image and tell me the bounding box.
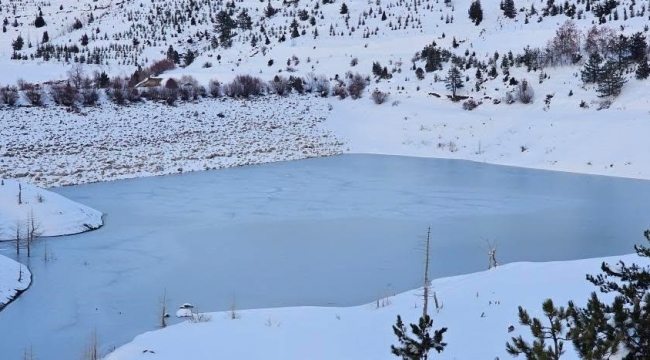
[237,10,253,30]
[215,10,237,48]
[596,60,626,97]
[581,52,603,84]
[503,0,517,18]
[635,56,650,80]
[575,230,650,359]
[445,66,464,98]
[264,0,278,18]
[391,315,447,360]
[41,31,49,43]
[506,299,570,360]
[34,15,45,28]
[340,2,349,14]
[629,32,648,64]
[290,18,300,38]
[184,50,195,67]
[468,0,483,25]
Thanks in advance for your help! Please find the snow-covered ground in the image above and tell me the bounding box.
[0,97,343,187]
[0,254,31,310]
[0,178,103,240]
[0,177,102,308]
[105,254,646,360]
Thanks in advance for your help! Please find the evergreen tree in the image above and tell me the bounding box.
[42,31,49,43]
[503,0,517,18]
[290,18,300,38]
[98,71,110,88]
[340,2,349,14]
[391,315,447,360]
[237,10,253,30]
[629,32,648,64]
[12,35,23,52]
[581,52,603,84]
[166,45,176,61]
[635,56,650,80]
[574,230,650,359]
[264,0,278,18]
[80,33,89,46]
[34,15,45,28]
[468,0,483,25]
[445,66,464,98]
[215,10,237,48]
[184,50,195,67]
[608,34,630,70]
[596,60,626,97]
[506,299,570,360]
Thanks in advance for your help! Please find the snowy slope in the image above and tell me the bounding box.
[0,0,649,185]
[0,254,31,310]
[0,178,103,240]
[105,254,646,360]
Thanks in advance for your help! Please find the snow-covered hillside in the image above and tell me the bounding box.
[0,0,649,185]
[105,253,647,360]
[0,254,31,310]
[0,178,103,240]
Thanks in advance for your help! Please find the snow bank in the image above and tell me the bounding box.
[0,255,31,310]
[0,178,103,240]
[105,254,647,360]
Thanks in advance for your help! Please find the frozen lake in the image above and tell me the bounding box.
[1,154,649,359]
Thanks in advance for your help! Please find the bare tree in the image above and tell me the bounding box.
[160,289,169,328]
[14,220,21,256]
[517,79,534,104]
[26,210,41,258]
[22,346,35,360]
[423,227,431,318]
[18,183,22,205]
[82,328,99,360]
[485,239,499,269]
[546,20,581,65]
[68,64,86,89]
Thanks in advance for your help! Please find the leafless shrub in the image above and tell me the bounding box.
[517,79,534,104]
[126,87,141,102]
[333,82,348,99]
[107,77,126,105]
[148,59,175,75]
[505,91,516,104]
[270,75,290,96]
[81,88,99,106]
[224,75,264,98]
[288,76,304,94]
[25,87,43,106]
[16,78,31,91]
[142,86,163,101]
[371,88,389,104]
[188,311,212,323]
[311,75,330,97]
[462,98,479,110]
[50,83,78,107]
[180,75,199,92]
[350,57,359,67]
[208,79,221,97]
[347,73,367,99]
[164,78,179,105]
[0,85,20,106]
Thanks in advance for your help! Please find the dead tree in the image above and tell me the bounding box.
[26,210,41,258]
[18,183,22,205]
[14,221,21,256]
[486,239,499,269]
[160,289,168,328]
[423,227,432,318]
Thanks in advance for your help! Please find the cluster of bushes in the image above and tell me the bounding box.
[0,65,373,109]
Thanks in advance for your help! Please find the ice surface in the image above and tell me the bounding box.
[0,154,649,359]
